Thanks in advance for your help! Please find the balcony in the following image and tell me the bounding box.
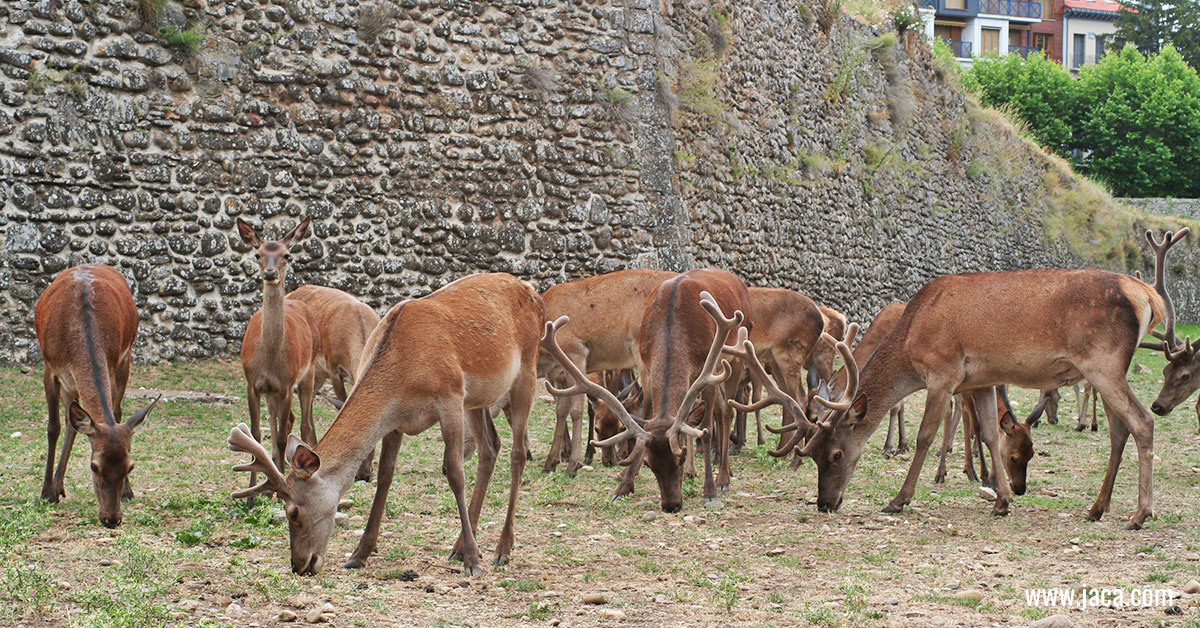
[979,0,1043,18]
[919,0,937,7]
[1009,44,1040,58]
[942,39,973,57]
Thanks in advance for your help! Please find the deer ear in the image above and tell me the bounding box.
[281,216,312,247]
[999,409,1018,435]
[68,401,97,436]
[236,218,261,247]
[124,394,160,433]
[286,434,321,478]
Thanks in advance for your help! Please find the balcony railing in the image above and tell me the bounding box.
[1009,44,1040,58]
[939,38,973,57]
[979,0,1043,17]
[919,0,937,8]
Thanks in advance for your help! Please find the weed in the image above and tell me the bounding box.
[817,0,844,33]
[135,0,167,24]
[159,24,207,53]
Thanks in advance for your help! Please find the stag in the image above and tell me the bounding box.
[35,264,160,527]
[228,273,542,576]
[780,229,1188,529]
[538,269,677,477]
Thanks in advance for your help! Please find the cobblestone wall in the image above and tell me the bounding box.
[0,0,1195,362]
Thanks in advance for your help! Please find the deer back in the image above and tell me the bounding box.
[286,284,381,377]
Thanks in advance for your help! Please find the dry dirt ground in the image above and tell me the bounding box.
[3,346,1200,628]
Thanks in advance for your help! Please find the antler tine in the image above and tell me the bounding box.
[540,318,648,446]
[670,292,744,437]
[228,423,288,499]
[812,324,861,411]
[1145,228,1190,351]
[722,328,817,455]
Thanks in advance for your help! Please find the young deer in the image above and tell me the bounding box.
[286,284,381,481]
[236,217,321,501]
[543,269,754,511]
[934,385,1042,494]
[228,273,543,576]
[789,229,1188,529]
[35,264,160,527]
[538,269,676,477]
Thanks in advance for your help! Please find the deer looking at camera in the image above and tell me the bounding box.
[228,273,542,576]
[236,217,321,502]
[537,269,676,477]
[35,264,161,528]
[286,284,381,482]
[778,229,1188,529]
[543,269,755,511]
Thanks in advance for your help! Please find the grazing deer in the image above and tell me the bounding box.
[35,264,160,527]
[1147,317,1200,431]
[538,269,677,477]
[586,370,641,467]
[286,284,381,482]
[228,273,542,576]
[236,217,321,501]
[544,270,752,511]
[729,288,825,453]
[934,385,1042,495]
[782,229,1188,529]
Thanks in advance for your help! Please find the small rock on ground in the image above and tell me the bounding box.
[598,608,625,620]
[278,609,298,621]
[581,593,608,605]
[641,511,656,522]
[1184,579,1200,594]
[1029,614,1074,628]
[704,499,723,510]
[305,608,326,623]
[954,589,984,602]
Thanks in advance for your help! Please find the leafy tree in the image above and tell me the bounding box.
[1073,45,1200,196]
[962,52,1077,151]
[1116,0,1200,70]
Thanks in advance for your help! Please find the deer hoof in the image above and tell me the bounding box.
[1124,520,1144,531]
[1086,505,1105,522]
[493,555,509,567]
[1092,425,1098,432]
[991,503,1010,517]
[462,563,484,577]
[881,502,904,514]
[933,473,946,484]
[343,557,367,569]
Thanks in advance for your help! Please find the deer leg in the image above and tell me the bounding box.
[1092,387,1100,431]
[298,371,318,447]
[895,402,908,453]
[41,374,62,502]
[584,397,596,466]
[961,400,979,483]
[613,445,644,499]
[495,370,534,566]
[934,398,963,483]
[542,392,572,473]
[1094,383,1154,529]
[1075,382,1092,432]
[1046,388,1060,425]
[753,379,765,446]
[331,371,349,403]
[565,392,584,477]
[884,388,951,513]
[440,405,483,577]
[53,423,77,502]
[716,387,735,494]
[451,408,499,562]
[970,387,1012,516]
[976,413,991,487]
[1087,404,1128,523]
[345,430,403,569]
[246,384,263,508]
[730,381,747,456]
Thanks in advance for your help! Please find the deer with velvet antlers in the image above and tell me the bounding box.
[228,273,542,576]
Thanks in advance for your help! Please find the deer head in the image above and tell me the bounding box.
[228,424,338,575]
[541,291,739,512]
[996,386,1040,496]
[1138,228,1194,416]
[71,396,159,527]
[236,216,312,286]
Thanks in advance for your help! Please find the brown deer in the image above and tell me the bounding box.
[286,284,381,482]
[586,370,641,467]
[934,385,1043,495]
[785,229,1188,529]
[236,217,321,502]
[543,269,753,511]
[1147,322,1200,430]
[228,273,542,576]
[808,306,848,384]
[538,269,677,476]
[35,264,160,527]
[729,287,825,452]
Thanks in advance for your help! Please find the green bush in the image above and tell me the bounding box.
[963,52,1076,151]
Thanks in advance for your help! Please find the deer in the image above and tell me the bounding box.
[236,217,321,503]
[585,370,641,467]
[285,284,381,482]
[35,264,160,527]
[772,228,1189,529]
[537,269,676,477]
[543,269,755,511]
[1147,318,1200,431]
[228,272,542,576]
[728,287,825,453]
[808,306,848,385]
[934,385,1043,495]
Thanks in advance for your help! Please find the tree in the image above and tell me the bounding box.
[963,53,1077,151]
[1073,45,1200,196]
[1116,0,1200,70]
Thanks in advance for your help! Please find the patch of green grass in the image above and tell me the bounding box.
[159,24,207,53]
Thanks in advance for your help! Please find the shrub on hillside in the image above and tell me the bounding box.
[963,52,1076,152]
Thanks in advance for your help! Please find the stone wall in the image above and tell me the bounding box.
[1125,198,1200,220]
[0,0,1196,363]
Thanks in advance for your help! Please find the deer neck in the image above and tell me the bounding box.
[313,393,398,494]
[260,280,287,360]
[851,341,921,438]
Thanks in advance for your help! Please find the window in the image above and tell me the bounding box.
[1034,33,1053,52]
[1073,33,1085,67]
[1096,35,1106,59]
[946,0,966,9]
[981,28,1001,56]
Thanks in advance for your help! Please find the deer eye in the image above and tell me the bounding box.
[1181,373,1191,382]
[90,462,99,474]
[287,507,300,524]
[284,254,292,261]
[830,450,843,462]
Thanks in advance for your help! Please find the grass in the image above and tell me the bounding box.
[3,351,1200,625]
[159,24,207,53]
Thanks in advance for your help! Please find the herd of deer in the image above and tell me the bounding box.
[32,217,1200,578]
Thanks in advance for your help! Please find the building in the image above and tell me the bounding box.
[1030,0,1121,70]
[920,0,1052,64]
